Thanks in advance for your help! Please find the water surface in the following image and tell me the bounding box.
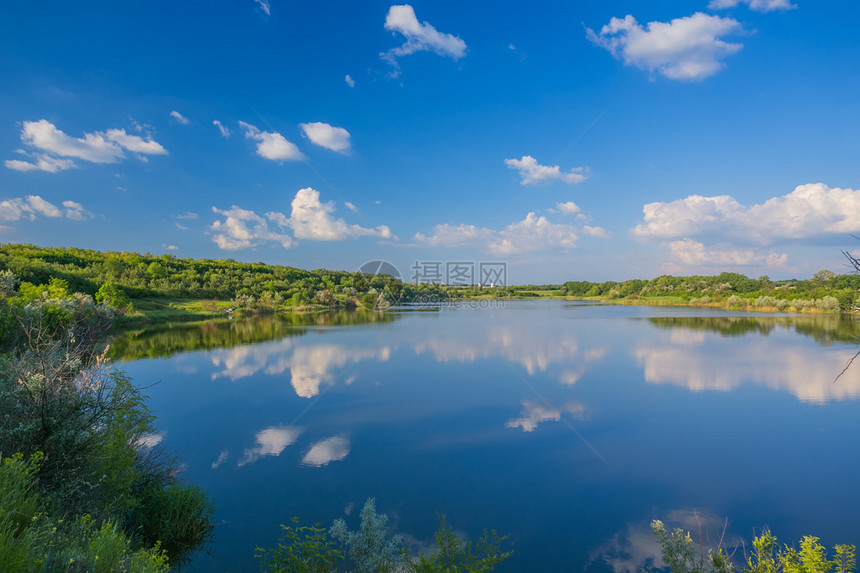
[115,301,860,571]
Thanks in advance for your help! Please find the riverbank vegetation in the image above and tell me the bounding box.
[0,272,213,569]
[2,245,858,325]
[256,497,512,573]
[651,520,855,573]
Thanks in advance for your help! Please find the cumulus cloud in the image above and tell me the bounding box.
[281,187,392,241]
[209,206,294,250]
[345,74,355,87]
[586,13,743,80]
[505,156,588,186]
[708,0,795,12]
[505,400,586,432]
[299,122,351,153]
[210,188,392,250]
[239,425,302,467]
[415,212,580,256]
[5,120,167,172]
[556,201,584,216]
[583,225,611,239]
[239,121,304,161]
[213,120,231,138]
[302,436,350,467]
[0,195,91,223]
[634,184,860,244]
[668,238,787,268]
[381,4,467,74]
[170,110,190,125]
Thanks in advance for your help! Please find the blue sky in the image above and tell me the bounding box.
[1,0,859,284]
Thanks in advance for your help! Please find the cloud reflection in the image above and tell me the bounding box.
[413,326,608,384]
[239,425,302,467]
[506,400,587,432]
[209,340,391,398]
[301,436,350,467]
[591,509,739,573]
[634,333,860,403]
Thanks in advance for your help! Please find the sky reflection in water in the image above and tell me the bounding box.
[117,302,860,571]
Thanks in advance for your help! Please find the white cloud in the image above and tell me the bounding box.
[253,0,270,16]
[5,153,77,173]
[239,425,302,467]
[213,120,231,138]
[668,238,787,268]
[586,13,742,80]
[708,0,795,12]
[211,450,229,469]
[0,195,90,223]
[556,201,584,216]
[209,205,294,250]
[210,189,392,250]
[136,432,165,449]
[505,156,588,186]
[170,110,190,125]
[505,400,586,432]
[583,225,611,239]
[344,201,358,213]
[62,200,92,221]
[163,244,179,251]
[415,212,580,256]
[6,120,167,172]
[634,184,860,244]
[299,122,351,153]
[302,436,350,467]
[345,74,355,88]
[104,129,168,155]
[239,121,304,161]
[381,4,467,74]
[282,187,392,241]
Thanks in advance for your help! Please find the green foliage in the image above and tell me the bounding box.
[0,243,432,316]
[96,281,134,314]
[330,497,405,573]
[129,482,215,567]
[0,455,169,572]
[0,287,214,567]
[255,517,344,572]
[651,522,856,573]
[405,514,513,573]
[257,500,511,573]
[650,520,734,573]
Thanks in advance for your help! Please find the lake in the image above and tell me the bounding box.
[113,300,860,571]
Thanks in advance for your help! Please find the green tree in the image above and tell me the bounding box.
[96,280,134,314]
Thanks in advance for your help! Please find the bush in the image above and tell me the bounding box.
[257,499,512,573]
[726,295,745,309]
[129,482,214,566]
[255,517,343,572]
[0,289,213,567]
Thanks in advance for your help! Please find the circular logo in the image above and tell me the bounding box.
[355,260,404,309]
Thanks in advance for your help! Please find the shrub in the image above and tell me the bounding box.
[816,296,841,312]
[726,295,745,309]
[255,517,343,572]
[330,498,405,573]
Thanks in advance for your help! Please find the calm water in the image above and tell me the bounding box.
[114,301,860,571]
